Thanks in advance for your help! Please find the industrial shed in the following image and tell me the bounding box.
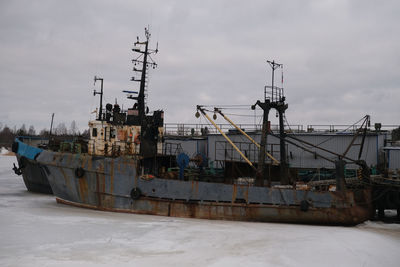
[168,131,388,170]
[382,146,400,174]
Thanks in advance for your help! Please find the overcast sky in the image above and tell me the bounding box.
[0,0,399,132]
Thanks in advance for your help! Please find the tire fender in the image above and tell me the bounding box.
[75,167,85,178]
[130,187,141,200]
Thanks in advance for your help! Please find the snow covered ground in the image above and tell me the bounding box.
[0,154,399,267]
[0,147,11,155]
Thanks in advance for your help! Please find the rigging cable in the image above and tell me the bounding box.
[201,110,263,165]
[220,112,262,118]
[315,116,368,147]
[254,108,257,126]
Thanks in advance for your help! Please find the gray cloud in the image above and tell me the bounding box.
[1,0,399,132]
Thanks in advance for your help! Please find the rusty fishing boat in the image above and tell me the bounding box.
[13,28,375,225]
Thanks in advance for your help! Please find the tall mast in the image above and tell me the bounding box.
[93,76,104,121]
[49,113,55,136]
[131,27,158,121]
[137,32,148,120]
[266,60,288,185]
[253,60,288,186]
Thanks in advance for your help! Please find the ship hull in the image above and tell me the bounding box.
[55,196,371,225]
[37,150,373,225]
[15,153,53,194]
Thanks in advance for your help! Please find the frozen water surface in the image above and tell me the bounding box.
[0,154,399,267]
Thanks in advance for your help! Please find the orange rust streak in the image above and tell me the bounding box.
[57,197,168,216]
[59,167,70,189]
[242,185,249,203]
[191,181,199,197]
[78,177,88,202]
[87,155,93,171]
[52,154,58,165]
[110,159,115,207]
[101,173,106,193]
[110,159,114,194]
[80,155,85,169]
[97,163,106,193]
[96,172,101,207]
[232,184,237,203]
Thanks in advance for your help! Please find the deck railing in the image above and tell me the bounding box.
[164,123,399,136]
[164,123,304,136]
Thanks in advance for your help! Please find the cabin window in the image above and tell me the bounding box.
[110,128,116,139]
[92,128,97,137]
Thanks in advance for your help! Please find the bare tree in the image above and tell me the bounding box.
[81,129,90,138]
[0,125,12,137]
[16,124,27,136]
[0,125,15,147]
[39,128,49,136]
[28,125,36,136]
[392,127,400,141]
[69,120,78,135]
[55,123,67,135]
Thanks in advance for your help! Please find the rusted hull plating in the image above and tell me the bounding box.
[56,196,372,225]
[37,150,373,225]
[16,155,53,194]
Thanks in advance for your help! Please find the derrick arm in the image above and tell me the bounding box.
[215,108,280,165]
[341,115,370,159]
[358,115,370,160]
[197,106,257,171]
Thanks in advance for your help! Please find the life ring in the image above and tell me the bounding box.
[75,167,85,178]
[300,200,310,212]
[130,187,141,200]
